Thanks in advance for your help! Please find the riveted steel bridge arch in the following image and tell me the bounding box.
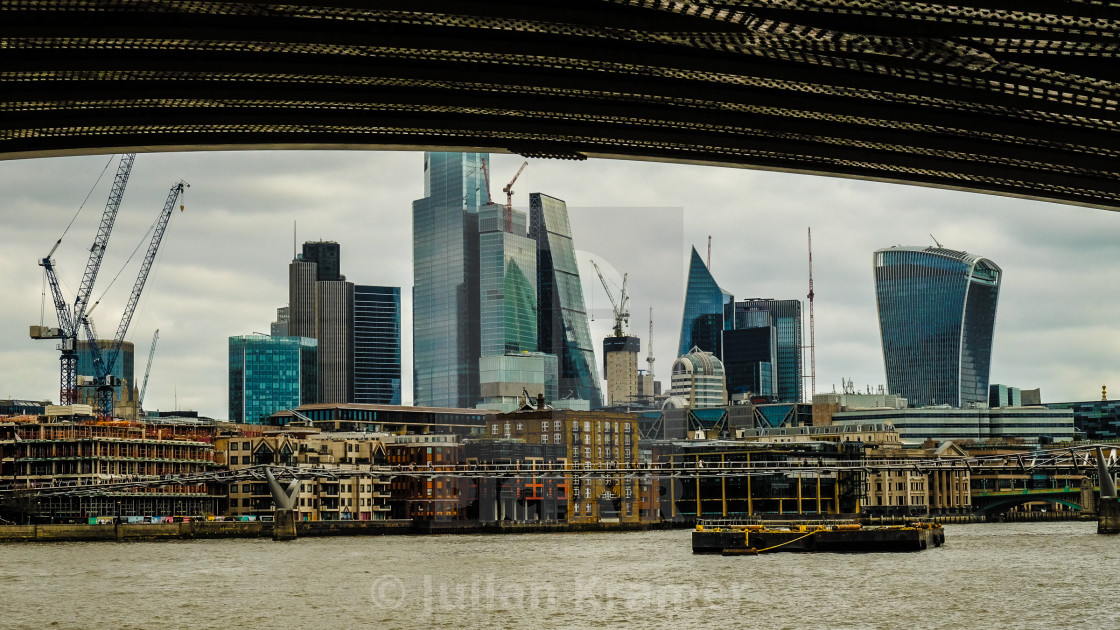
[3,1,1120,210]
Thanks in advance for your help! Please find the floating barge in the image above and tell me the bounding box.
[692,520,944,555]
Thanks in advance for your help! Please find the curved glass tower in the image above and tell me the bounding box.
[677,246,733,357]
[874,246,1001,408]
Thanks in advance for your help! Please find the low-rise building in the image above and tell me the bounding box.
[489,409,644,524]
[831,407,1075,444]
[1,418,218,522]
[216,430,391,521]
[386,434,464,521]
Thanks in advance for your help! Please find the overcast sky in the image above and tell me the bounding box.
[3,150,1119,418]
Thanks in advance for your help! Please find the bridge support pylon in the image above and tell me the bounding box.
[1096,447,1119,535]
[272,509,298,541]
[265,468,300,541]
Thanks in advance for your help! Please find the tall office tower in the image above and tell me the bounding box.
[354,285,402,405]
[874,246,1001,408]
[228,334,317,424]
[270,306,290,337]
[288,258,317,339]
[413,152,488,408]
[603,336,640,406]
[316,280,354,403]
[678,246,733,357]
[302,241,342,282]
[478,204,538,356]
[529,192,603,409]
[728,299,803,403]
[476,203,554,411]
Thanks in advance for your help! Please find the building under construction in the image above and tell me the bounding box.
[0,408,219,523]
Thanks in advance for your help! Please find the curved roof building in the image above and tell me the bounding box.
[874,246,1001,408]
[669,347,727,409]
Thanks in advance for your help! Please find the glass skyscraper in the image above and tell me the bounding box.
[729,299,803,404]
[228,334,317,424]
[529,192,602,408]
[874,246,1001,408]
[354,285,401,405]
[413,152,488,408]
[478,204,538,356]
[678,246,733,357]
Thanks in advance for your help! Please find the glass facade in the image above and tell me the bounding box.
[529,193,602,408]
[721,327,774,399]
[354,285,401,405]
[478,205,538,356]
[228,335,317,424]
[301,241,342,282]
[77,340,134,399]
[413,152,488,408]
[477,352,559,412]
[874,246,1001,408]
[677,246,733,357]
[728,299,802,404]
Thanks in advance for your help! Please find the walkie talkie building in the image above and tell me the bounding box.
[874,246,1001,408]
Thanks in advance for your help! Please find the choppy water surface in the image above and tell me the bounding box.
[1,521,1116,629]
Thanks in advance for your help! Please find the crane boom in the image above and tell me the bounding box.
[32,154,135,405]
[73,154,134,324]
[139,329,159,412]
[502,160,528,233]
[87,180,187,417]
[590,260,630,337]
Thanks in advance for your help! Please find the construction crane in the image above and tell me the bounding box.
[479,157,493,204]
[806,227,816,400]
[138,329,159,414]
[84,180,187,418]
[502,160,527,233]
[32,154,135,405]
[590,260,630,337]
[646,306,655,380]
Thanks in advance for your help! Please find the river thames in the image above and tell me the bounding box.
[1,521,1116,629]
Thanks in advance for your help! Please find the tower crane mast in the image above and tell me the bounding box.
[32,154,135,405]
[807,227,817,400]
[590,260,630,337]
[85,180,187,417]
[502,160,527,232]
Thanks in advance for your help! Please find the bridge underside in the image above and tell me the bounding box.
[3,2,1120,209]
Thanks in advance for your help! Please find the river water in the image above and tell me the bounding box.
[1,521,1116,629]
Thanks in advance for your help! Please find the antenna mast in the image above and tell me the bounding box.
[707,235,711,269]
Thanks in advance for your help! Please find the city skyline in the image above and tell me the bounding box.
[3,150,1120,418]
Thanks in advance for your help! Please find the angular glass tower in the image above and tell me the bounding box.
[413,152,488,408]
[354,285,401,405]
[678,246,733,357]
[874,246,1001,408]
[229,334,317,424]
[529,193,602,408]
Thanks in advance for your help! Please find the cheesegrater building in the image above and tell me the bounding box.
[874,246,1001,408]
